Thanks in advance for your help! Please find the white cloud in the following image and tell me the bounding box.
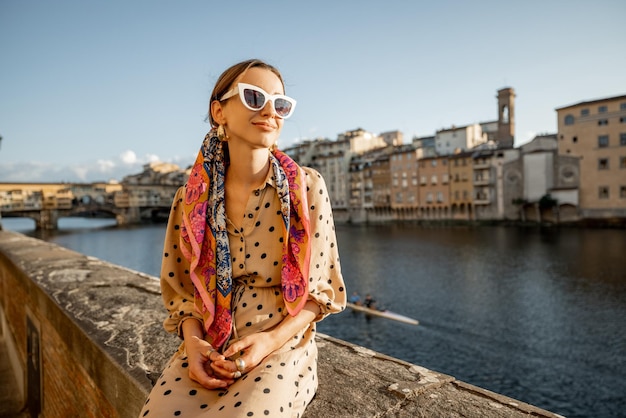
[145,153,160,163]
[96,159,116,172]
[0,150,157,183]
[120,150,137,164]
[71,166,89,181]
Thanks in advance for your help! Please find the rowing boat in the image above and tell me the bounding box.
[346,302,419,325]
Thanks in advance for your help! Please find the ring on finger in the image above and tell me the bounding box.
[233,371,242,379]
[235,358,246,372]
[206,348,216,359]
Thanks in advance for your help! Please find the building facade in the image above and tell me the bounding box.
[417,155,450,219]
[449,152,474,220]
[435,124,488,155]
[389,146,421,220]
[556,94,626,219]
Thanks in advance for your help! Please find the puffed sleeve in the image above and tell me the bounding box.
[302,167,347,321]
[160,186,203,337]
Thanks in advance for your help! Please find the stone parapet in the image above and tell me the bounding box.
[0,230,562,417]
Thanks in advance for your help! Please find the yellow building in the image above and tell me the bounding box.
[390,146,420,219]
[371,155,391,212]
[556,94,626,218]
[418,156,450,219]
[448,152,474,220]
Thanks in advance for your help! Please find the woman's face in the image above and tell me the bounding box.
[215,67,286,150]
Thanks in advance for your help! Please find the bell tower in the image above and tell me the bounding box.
[497,87,515,148]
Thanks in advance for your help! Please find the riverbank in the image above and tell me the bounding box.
[347,217,626,229]
[3,213,626,233]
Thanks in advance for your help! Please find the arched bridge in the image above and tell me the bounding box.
[0,182,178,230]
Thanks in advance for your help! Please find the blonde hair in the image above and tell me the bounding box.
[208,59,284,128]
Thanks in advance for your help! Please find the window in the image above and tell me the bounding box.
[442,174,449,184]
[561,166,576,180]
[581,108,590,116]
[620,156,626,169]
[598,135,609,148]
[599,186,609,199]
[454,191,460,200]
[506,171,520,183]
[436,192,444,203]
[621,133,626,146]
[431,160,437,167]
[573,136,578,143]
[598,119,609,126]
[426,192,433,203]
[621,186,626,199]
[599,105,608,113]
[501,104,509,123]
[599,158,609,170]
[564,114,575,125]
[621,102,626,110]
[431,175,438,184]
[420,176,427,185]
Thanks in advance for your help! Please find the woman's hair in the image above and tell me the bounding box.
[208,59,284,127]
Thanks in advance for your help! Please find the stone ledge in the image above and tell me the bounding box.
[0,230,562,417]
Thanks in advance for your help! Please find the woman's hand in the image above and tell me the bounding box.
[221,332,280,374]
[182,320,240,389]
[220,301,321,375]
[185,335,235,389]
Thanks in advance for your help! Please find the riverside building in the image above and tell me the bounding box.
[556,94,626,220]
[283,89,623,225]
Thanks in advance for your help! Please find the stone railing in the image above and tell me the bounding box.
[0,230,562,418]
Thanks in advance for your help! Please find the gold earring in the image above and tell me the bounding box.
[217,125,229,141]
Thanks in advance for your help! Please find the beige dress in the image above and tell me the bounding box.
[140,166,346,418]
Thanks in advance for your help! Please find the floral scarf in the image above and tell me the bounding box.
[180,131,310,349]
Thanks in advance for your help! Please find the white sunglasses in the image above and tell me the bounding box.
[219,83,297,119]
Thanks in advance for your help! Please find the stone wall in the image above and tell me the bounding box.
[0,230,562,418]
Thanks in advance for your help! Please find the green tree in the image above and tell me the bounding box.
[538,194,558,210]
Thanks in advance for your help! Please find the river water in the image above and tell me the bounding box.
[3,217,625,418]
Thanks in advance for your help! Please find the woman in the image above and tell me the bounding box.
[139,59,346,417]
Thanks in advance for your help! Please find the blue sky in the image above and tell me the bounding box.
[1,0,625,182]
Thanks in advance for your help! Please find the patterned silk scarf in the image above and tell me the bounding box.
[180,131,310,349]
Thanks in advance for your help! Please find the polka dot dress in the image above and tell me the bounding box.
[140,166,346,417]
